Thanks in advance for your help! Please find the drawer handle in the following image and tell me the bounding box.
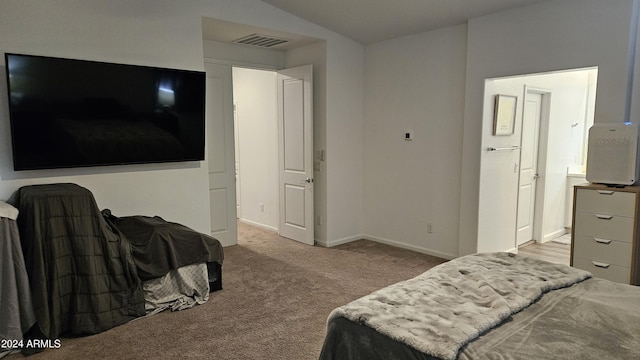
[596,190,615,195]
[592,261,610,269]
[595,214,613,220]
[593,238,613,244]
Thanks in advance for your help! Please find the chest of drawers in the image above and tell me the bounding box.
[571,184,640,285]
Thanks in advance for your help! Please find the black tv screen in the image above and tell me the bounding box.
[4,53,206,170]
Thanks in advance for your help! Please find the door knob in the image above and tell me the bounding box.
[305,177,313,183]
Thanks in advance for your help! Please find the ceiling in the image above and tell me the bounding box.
[259,0,550,44]
[202,0,549,50]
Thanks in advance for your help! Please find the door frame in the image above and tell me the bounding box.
[516,91,542,246]
[518,86,552,247]
[233,101,242,221]
[204,61,238,247]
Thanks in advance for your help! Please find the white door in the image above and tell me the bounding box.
[205,62,237,247]
[516,92,542,246]
[277,65,314,245]
[233,102,241,219]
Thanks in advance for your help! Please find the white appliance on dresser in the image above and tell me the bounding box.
[585,122,639,186]
[571,184,640,285]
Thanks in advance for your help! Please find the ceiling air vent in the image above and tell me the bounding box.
[233,33,289,48]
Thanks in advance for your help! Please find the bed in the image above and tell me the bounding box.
[319,252,640,360]
[13,183,223,343]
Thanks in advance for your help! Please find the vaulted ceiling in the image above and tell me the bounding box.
[202,0,549,50]
[260,0,549,44]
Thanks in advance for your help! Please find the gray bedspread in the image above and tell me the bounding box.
[327,252,591,360]
[459,277,640,359]
[320,276,640,360]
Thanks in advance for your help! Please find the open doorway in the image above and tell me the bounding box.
[232,66,315,246]
[477,67,598,254]
[232,67,280,233]
[201,16,325,248]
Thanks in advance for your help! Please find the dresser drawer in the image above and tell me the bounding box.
[573,257,630,284]
[572,235,632,267]
[575,188,636,217]
[573,212,634,242]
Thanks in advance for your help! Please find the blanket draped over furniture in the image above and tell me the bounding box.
[103,213,224,281]
[102,212,224,313]
[15,183,146,340]
[142,263,210,315]
[13,183,224,343]
[0,201,36,349]
[319,252,640,360]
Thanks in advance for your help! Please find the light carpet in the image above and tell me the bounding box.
[5,222,445,360]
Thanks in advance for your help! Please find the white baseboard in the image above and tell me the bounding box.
[505,247,518,254]
[217,237,237,247]
[541,228,568,243]
[315,234,362,248]
[362,234,456,260]
[220,241,236,247]
[283,230,457,261]
[238,218,278,233]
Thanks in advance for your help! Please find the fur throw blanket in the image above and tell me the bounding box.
[328,252,591,360]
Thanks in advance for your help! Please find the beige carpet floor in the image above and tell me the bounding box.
[5,222,446,360]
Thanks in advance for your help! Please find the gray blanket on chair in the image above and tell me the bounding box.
[15,183,146,340]
[327,252,591,360]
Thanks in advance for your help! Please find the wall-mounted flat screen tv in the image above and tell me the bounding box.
[4,53,206,170]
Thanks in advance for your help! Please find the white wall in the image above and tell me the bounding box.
[4,0,632,255]
[232,67,278,231]
[323,40,365,245]
[362,25,467,259]
[0,0,365,245]
[361,0,636,259]
[0,0,213,233]
[460,0,636,255]
[477,80,525,253]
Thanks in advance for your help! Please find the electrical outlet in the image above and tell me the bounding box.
[259,203,264,212]
[427,223,433,234]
